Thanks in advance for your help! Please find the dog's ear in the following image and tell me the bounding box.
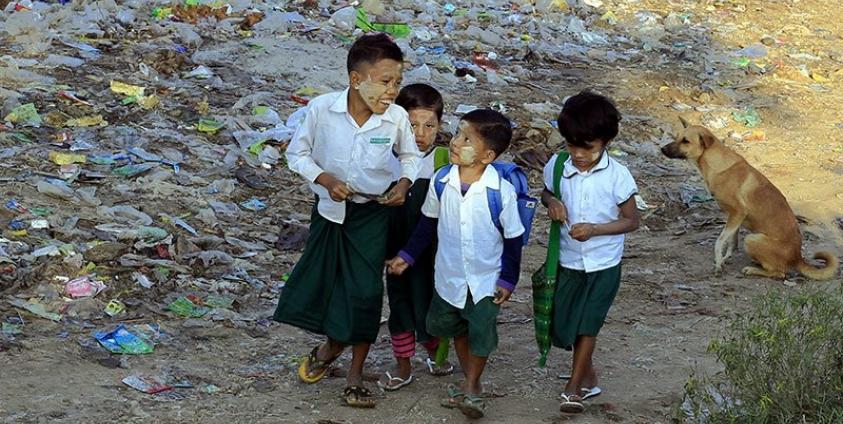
[700,131,717,148]
[679,116,690,128]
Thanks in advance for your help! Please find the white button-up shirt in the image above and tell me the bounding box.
[421,165,525,308]
[543,152,638,272]
[285,89,422,223]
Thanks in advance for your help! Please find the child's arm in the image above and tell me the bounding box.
[494,236,524,304]
[385,216,437,275]
[385,181,439,275]
[541,188,568,223]
[569,196,640,241]
[381,118,422,206]
[285,107,352,201]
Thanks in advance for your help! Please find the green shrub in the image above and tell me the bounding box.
[676,285,843,424]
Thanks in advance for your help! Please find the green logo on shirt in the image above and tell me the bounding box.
[369,137,391,145]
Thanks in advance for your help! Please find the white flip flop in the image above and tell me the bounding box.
[377,372,415,391]
[425,357,454,376]
[559,393,585,413]
[580,386,602,400]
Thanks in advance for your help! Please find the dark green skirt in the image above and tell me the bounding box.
[551,263,622,351]
[273,201,391,344]
[385,179,436,343]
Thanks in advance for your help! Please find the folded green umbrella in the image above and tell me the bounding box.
[532,151,568,367]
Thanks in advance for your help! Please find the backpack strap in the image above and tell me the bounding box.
[553,151,568,198]
[544,151,570,281]
[433,164,452,199]
[486,184,503,235]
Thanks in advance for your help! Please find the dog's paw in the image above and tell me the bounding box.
[741,266,755,276]
[714,264,723,276]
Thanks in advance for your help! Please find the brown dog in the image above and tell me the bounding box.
[661,118,838,280]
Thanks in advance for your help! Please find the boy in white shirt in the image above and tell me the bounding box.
[274,33,421,408]
[386,109,525,419]
[540,92,640,413]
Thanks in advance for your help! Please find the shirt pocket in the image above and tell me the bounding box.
[361,141,394,171]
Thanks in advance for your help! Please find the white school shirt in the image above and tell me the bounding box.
[421,165,525,308]
[285,89,422,223]
[543,152,638,272]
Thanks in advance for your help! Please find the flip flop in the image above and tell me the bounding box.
[297,345,339,384]
[580,386,602,400]
[425,357,454,376]
[560,393,585,413]
[376,372,415,391]
[558,373,571,380]
[342,385,377,408]
[440,384,465,409]
[457,393,486,419]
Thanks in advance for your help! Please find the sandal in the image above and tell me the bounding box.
[297,345,340,384]
[580,386,602,400]
[342,385,376,408]
[560,393,585,413]
[425,357,454,376]
[440,384,465,409]
[376,372,415,391]
[458,393,486,419]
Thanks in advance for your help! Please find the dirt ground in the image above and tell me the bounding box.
[2,0,842,423]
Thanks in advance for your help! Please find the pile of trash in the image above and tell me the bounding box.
[1,0,839,353]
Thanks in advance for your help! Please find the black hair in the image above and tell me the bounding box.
[461,109,512,157]
[395,83,444,120]
[346,33,403,74]
[557,91,622,147]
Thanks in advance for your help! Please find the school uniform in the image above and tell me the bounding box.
[274,89,421,345]
[385,147,449,357]
[542,152,638,350]
[398,164,525,357]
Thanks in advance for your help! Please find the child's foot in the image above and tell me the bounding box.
[377,358,414,390]
[297,344,341,384]
[457,393,486,419]
[425,357,454,376]
[440,384,465,409]
[560,393,585,413]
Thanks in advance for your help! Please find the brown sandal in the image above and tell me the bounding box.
[342,385,376,408]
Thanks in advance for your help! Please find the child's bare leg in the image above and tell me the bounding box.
[453,333,471,382]
[454,334,486,396]
[565,335,596,395]
[347,342,371,386]
[316,338,345,363]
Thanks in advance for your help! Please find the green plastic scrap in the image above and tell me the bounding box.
[167,297,210,318]
[355,9,410,38]
[197,118,225,134]
[732,107,761,128]
[3,103,42,127]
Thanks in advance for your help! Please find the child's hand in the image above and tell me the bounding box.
[385,256,409,275]
[493,286,512,305]
[569,223,597,242]
[547,198,568,224]
[380,179,411,206]
[316,173,352,202]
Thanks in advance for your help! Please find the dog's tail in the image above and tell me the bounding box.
[796,252,839,280]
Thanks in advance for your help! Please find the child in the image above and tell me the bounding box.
[380,83,452,391]
[540,92,639,413]
[274,33,421,408]
[386,109,525,418]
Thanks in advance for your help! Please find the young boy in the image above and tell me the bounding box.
[540,92,639,413]
[380,83,452,391]
[274,33,421,408]
[386,109,525,418]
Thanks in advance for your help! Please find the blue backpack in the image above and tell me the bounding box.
[433,162,537,244]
